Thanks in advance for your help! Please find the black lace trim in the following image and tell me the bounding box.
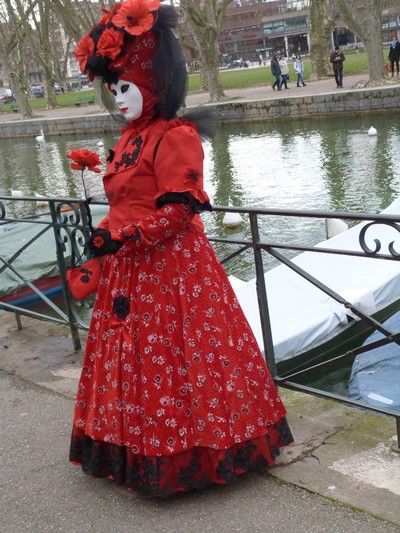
[156,192,212,214]
[70,417,293,498]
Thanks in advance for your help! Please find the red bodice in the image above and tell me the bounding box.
[101,117,210,233]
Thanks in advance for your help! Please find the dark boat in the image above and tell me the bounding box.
[349,310,400,412]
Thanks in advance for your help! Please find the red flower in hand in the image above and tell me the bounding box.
[67,148,102,173]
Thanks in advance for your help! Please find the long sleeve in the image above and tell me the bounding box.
[110,203,196,247]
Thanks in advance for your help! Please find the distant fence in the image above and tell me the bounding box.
[1,194,399,448]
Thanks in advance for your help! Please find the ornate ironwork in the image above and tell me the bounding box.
[359,220,400,256]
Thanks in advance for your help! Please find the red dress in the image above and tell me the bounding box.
[70,116,293,497]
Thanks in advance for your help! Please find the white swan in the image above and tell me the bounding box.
[222,202,244,228]
[368,126,377,136]
[35,129,45,142]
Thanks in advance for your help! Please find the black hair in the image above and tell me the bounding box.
[152,5,187,119]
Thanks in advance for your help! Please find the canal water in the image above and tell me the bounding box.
[1,112,400,400]
[2,112,400,279]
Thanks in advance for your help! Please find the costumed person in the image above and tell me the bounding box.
[69,0,293,498]
[330,46,345,89]
[388,35,400,78]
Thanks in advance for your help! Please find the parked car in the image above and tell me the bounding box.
[54,84,63,94]
[0,89,15,102]
[227,60,242,69]
[227,60,249,69]
[31,85,45,98]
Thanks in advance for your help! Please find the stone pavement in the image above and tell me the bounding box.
[1,311,400,532]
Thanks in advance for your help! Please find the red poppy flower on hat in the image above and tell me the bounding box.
[74,33,95,74]
[99,3,123,25]
[96,27,125,60]
[67,148,102,173]
[112,0,160,36]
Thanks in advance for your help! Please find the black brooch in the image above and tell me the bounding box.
[112,295,130,320]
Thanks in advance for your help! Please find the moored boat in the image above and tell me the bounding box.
[349,309,400,413]
[231,198,400,374]
[0,204,108,308]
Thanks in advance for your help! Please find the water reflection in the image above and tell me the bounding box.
[1,113,400,278]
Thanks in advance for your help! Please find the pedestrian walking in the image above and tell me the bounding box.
[69,0,293,499]
[330,46,345,88]
[271,54,282,91]
[388,34,400,77]
[279,55,289,89]
[293,54,306,87]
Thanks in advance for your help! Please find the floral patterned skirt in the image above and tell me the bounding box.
[70,228,293,497]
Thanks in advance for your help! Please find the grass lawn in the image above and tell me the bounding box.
[188,51,379,91]
[0,50,385,112]
[0,88,98,113]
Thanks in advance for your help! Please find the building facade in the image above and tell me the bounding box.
[179,0,400,67]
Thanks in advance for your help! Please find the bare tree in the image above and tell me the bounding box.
[179,0,233,102]
[50,0,108,108]
[309,0,335,79]
[50,0,107,40]
[328,0,386,84]
[0,2,33,117]
[3,0,60,108]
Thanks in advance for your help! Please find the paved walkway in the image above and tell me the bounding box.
[1,310,400,532]
[1,72,399,123]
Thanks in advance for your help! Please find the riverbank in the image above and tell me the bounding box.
[1,73,400,138]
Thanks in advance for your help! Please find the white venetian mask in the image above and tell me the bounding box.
[110,79,143,122]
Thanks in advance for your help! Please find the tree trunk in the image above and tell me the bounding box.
[180,0,230,102]
[0,4,33,118]
[362,4,386,82]
[331,0,386,84]
[202,38,225,101]
[309,0,335,80]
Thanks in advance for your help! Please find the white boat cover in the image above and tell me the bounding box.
[0,205,108,297]
[231,198,400,363]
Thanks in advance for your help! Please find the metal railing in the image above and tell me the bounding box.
[1,195,399,447]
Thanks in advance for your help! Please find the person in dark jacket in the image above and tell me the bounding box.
[330,46,345,88]
[270,54,281,91]
[388,35,400,77]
